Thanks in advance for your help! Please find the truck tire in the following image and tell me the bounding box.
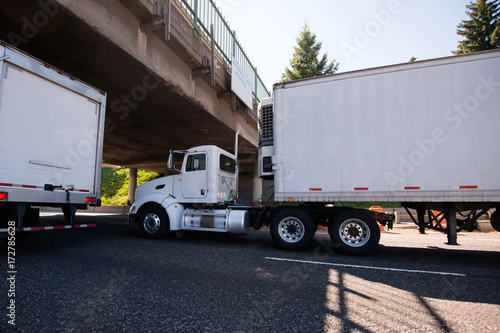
[491,210,500,232]
[329,210,380,256]
[138,205,169,239]
[270,209,316,251]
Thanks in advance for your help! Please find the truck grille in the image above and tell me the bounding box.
[258,104,273,147]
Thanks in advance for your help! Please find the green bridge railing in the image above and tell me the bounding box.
[172,0,270,105]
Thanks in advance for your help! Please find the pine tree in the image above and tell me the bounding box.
[454,0,500,54]
[281,24,339,82]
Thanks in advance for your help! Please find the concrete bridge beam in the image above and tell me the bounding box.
[0,0,264,199]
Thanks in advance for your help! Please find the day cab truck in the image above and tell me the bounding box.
[129,49,500,255]
[0,41,107,232]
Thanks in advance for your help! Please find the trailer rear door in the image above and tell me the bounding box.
[0,63,101,193]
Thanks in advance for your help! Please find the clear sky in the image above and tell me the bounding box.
[217,0,473,91]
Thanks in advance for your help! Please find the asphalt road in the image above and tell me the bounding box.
[1,213,500,333]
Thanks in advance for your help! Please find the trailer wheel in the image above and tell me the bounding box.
[138,205,169,239]
[329,210,380,255]
[270,209,316,251]
[491,210,500,232]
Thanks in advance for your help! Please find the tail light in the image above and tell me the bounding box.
[0,192,8,201]
[85,197,96,204]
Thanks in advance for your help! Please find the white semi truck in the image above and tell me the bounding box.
[0,42,107,232]
[129,49,500,255]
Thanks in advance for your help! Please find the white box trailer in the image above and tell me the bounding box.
[260,50,500,203]
[258,49,500,252]
[0,41,106,232]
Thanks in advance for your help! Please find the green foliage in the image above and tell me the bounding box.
[281,24,339,82]
[334,202,401,209]
[100,168,128,205]
[454,0,500,54]
[100,167,160,206]
[270,201,401,208]
[137,169,161,185]
[270,201,305,208]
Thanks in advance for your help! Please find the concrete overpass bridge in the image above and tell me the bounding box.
[0,0,270,201]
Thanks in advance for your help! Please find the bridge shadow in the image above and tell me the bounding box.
[307,238,500,332]
[173,229,500,331]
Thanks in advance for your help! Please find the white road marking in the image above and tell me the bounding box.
[264,257,467,277]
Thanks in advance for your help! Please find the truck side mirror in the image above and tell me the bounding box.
[167,151,175,171]
[168,150,186,173]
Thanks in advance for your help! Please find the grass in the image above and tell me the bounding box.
[272,202,401,208]
[334,202,401,208]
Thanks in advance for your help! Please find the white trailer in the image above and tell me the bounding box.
[260,49,500,251]
[0,41,107,232]
[129,50,500,255]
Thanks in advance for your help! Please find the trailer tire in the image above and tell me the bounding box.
[270,209,315,251]
[329,210,380,256]
[491,210,500,232]
[138,205,169,239]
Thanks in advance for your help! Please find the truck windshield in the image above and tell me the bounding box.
[220,154,236,174]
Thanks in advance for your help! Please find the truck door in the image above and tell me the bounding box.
[182,153,208,199]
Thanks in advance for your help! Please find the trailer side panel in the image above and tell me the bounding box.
[270,50,500,202]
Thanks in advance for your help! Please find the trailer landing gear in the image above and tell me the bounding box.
[446,206,458,245]
[403,203,491,245]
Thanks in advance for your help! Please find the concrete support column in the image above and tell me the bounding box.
[128,168,138,205]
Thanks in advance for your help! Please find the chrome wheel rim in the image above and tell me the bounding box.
[339,218,370,247]
[143,213,161,234]
[278,217,305,243]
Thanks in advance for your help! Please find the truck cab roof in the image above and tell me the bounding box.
[184,145,236,159]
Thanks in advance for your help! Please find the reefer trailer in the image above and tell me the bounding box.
[259,49,500,251]
[0,42,107,232]
[130,50,499,255]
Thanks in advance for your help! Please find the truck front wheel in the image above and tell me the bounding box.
[329,210,380,255]
[138,206,169,239]
[270,209,316,251]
